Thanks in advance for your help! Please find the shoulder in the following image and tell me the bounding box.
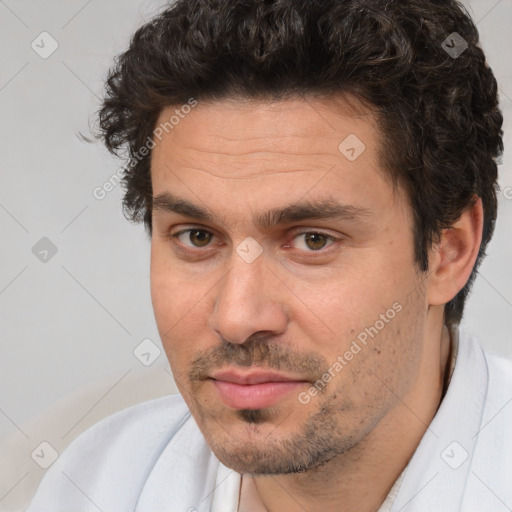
[27,393,205,511]
[458,329,512,425]
[461,332,512,510]
[480,345,512,428]
[59,393,192,464]
[458,328,512,388]
[484,350,512,384]
[475,332,512,407]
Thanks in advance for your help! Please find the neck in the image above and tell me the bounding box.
[251,324,452,512]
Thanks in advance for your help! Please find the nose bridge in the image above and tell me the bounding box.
[209,249,287,344]
[223,255,261,307]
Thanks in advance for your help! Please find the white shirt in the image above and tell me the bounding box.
[27,328,512,511]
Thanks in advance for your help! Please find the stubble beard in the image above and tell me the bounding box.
[199,392,378,476]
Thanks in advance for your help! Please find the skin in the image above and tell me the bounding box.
[149,96,483,512]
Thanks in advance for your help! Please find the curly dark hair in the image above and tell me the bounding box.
[96,0,503,328]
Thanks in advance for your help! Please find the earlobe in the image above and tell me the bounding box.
[427,197,483,307]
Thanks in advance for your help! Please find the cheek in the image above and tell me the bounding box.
[150,257,211,370]
[151,243,204,324]
[353,290,425,399]
[301,267,423,389]
[291,268,400,347]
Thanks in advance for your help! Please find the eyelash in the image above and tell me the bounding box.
[168,227,339,255]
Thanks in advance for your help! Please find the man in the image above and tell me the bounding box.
[28,0,510,511]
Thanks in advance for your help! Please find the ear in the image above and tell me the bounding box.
[427,196,483,306]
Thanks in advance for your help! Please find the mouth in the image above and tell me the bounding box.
[208,369,310,410]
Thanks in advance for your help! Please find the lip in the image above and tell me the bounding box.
[209,369,309,409]
[210,369,306,385]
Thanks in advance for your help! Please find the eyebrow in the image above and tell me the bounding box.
[152,192,371,229]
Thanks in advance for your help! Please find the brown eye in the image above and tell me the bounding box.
[287,231,338,252]
[304,233,328,250]
[188,230,212,247]
[172,229,215,248]
[303,233,331,251]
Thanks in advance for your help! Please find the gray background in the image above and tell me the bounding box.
[0,0,511,509]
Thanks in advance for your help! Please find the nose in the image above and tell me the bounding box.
[207,251,288,344]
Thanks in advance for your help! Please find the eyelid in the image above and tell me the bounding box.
[171,226,220,248]
[284,229,339,250]
[287,228,338,239]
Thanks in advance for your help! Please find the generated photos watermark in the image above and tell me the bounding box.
[92,97,198,200]
[298,301,403,404]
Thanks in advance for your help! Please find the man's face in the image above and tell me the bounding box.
[150,97,429,474]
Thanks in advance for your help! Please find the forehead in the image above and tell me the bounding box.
[149,96,402,222]
[151,96,381,173]
[156,94,373,130]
